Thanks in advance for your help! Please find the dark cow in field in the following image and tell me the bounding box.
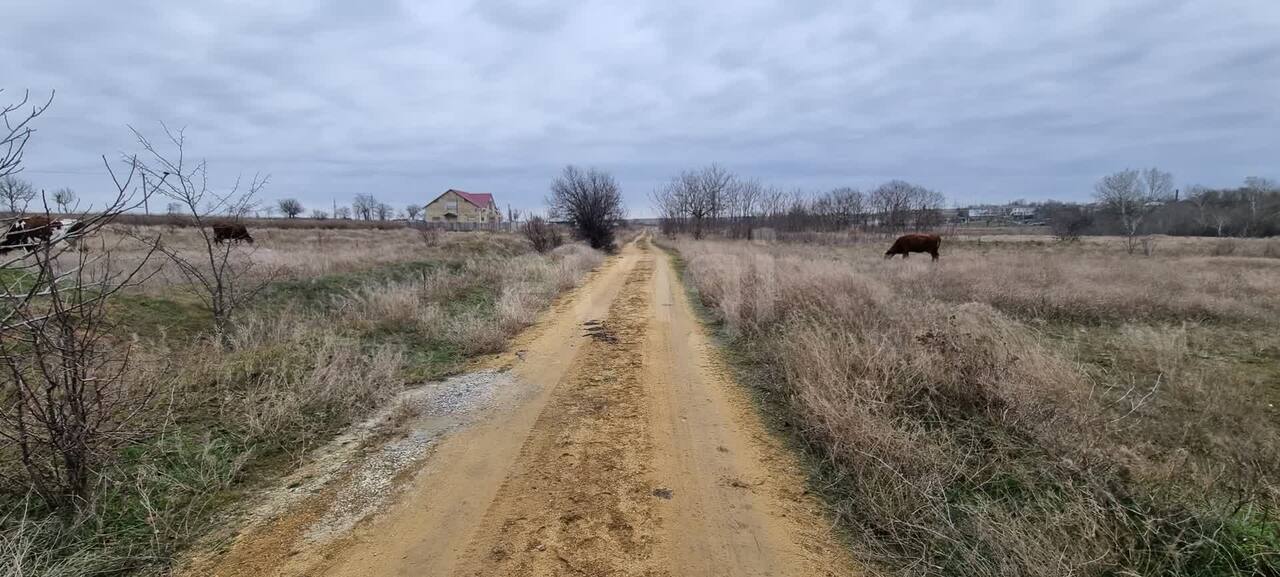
[1,217,86,255]
[885,233,942,261]
[212,222,254,244]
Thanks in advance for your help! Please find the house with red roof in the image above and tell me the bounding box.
[424,189,502,223]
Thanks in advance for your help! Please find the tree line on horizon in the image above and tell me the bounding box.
[647,165,1280,243]
[650,164,947,240]
[8,161,1276,243]
[1045,172,1280,242]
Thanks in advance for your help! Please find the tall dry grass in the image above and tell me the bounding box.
[60,225,531,295]
[668,237,1279,576]
[769,229,1280,259]
[1,228,603,575]
[337,243,603,356]
[167,237,602,461]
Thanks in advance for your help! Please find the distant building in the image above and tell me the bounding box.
[425,189,502,223]
[957,205,1038,223]
[963,207,1001,220]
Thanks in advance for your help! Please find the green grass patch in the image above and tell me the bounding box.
[257,260,458,310]
[109,293,211,341]
[0,266,36,294]
[0,430,252,576]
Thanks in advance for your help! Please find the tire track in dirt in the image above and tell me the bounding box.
[181,237,860,576]
[645,240,858,576]
[451,253,664,576]
[178,247,642,577]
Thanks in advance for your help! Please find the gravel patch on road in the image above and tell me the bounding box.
[242,370,515,543]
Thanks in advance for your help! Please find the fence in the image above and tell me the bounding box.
[414,221,513,232]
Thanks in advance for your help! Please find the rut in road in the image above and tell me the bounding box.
[183,238,857,577]
[452,254,662,576]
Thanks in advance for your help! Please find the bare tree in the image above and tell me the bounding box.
[758,186,787,231]
[1186,185,1212,232]
[548,165,624,250]
[334,206,351,220]
[278,198,304,218]
[375,202,393,221]
[870,180,917,231]
[521,215,563,253]
[130,125,273,345]
[780,188,810,232]
[651,183,683,238]
[0,175,35,212]
[913,187,946,229]
[673,164,734,239]
[1,97,162,513]
[50,187,77,213]
[1140,168,1175,202]
[352,194,377,220]
[728,178,764,238]
[1210,210,1232,237]
[0,89,53,181]
[830,187,865,230]
[1243,176,1277,235]
[311,209,329,219]
[506,205,521,226]
[651,164,742,239]
[405,203,422,221]
[1095,168,1158,254]
[809,187,866,231]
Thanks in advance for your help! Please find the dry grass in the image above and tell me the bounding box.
[667,236,1280,576]
[692,237,1280,324]
[106,213,412,230]
[766,229,1280,259]
[1,226,603,575]
[61,225,530,295]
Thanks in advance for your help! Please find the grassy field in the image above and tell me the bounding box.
[664,234,1279,576]
[0,226,603,576]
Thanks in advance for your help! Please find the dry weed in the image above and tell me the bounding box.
[1,229,605,574]
[667,236,1280,576]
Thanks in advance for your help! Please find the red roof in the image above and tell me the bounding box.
[448,189,495,209]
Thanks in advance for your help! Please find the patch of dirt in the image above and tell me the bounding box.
[183,236,860,577]
[451,258,662,576]
[180,370,512,576]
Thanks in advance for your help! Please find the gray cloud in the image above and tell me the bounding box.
[3,0,1278,215]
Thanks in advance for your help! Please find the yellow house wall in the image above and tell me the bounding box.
[425,191,499,223]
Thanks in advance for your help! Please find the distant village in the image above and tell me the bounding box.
[943,204,1046,226]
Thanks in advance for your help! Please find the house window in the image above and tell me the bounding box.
[445,200,458,212]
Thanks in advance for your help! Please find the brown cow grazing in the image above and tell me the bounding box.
[885,233,941,261]
[212,222,254,244]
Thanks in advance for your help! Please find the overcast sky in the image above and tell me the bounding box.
[4,0,1278,216]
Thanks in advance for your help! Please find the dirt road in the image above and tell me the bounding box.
[187,236,857,577]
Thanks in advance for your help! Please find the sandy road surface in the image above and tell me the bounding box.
[186,236,856,576]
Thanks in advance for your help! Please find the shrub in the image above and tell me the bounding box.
[521,216,563,253]
[548,165,624,251]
